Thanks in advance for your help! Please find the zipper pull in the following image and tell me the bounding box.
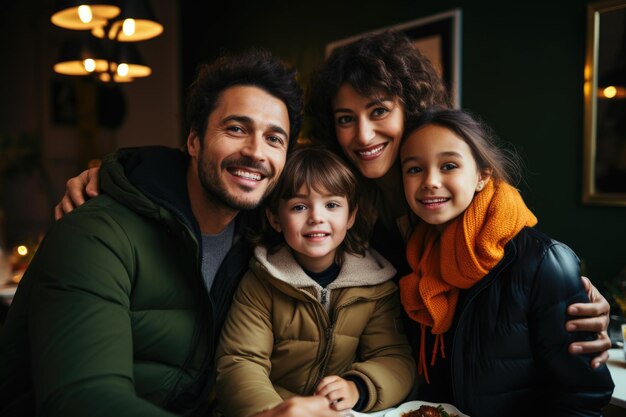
[320,288,328,305]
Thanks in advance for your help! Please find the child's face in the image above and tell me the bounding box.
[266,185,356,272]
[400,124,489,230]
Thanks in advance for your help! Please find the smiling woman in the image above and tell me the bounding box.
[332,84,405,180]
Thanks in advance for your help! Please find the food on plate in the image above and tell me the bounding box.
[401,404,458,417]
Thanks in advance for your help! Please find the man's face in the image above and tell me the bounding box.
[188,85,290,211]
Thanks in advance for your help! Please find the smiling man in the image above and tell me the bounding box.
[0,50,340,417]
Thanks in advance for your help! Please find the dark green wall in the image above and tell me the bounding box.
[181,1,625,291]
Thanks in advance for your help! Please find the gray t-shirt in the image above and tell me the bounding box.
[200,221,235,291]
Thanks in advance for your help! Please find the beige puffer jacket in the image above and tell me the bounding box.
[215,245,416,417]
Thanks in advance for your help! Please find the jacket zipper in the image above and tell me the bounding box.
[450,244,516,408]
[310,294,375,391]
[312,325,334,391]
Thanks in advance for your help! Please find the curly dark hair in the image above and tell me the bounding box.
[251,145,372,264]
[186,48,304,148]
[306,30,450,151]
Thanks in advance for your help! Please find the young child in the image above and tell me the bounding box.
[215,146,415,417]
[398,108,614,417]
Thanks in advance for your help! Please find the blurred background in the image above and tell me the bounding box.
[0,0,624,304]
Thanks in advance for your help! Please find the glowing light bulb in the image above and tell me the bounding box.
[77,5,93,24]
[83,59,96,73]
[123,19,136,36]
[603,86,618,99]
[117,63,129,77]
[17,246,28,256]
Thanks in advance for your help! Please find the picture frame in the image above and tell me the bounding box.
[582,0,626,206]
[325,9,462,108]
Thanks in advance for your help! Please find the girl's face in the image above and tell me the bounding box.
[266,184,356,272]
[400,124,490,230]
[332,83,404,179]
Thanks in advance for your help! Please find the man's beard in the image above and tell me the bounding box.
[196,154,276,211]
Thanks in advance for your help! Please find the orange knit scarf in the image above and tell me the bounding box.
[399,179,537,383]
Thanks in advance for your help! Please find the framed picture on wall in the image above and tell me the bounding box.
[582,0,626,206]
[325,9,462,108]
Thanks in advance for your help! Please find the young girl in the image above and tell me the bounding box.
[398,108,614,417]
[215,146,415,417]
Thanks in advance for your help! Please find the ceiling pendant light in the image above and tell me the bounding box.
[51,0,163,83]
[51,1,120,30]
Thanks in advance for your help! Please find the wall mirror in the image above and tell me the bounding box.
[583,0,626,206]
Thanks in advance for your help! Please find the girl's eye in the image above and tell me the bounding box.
[405,166,422,175]
[291,204,306,212]
[336,115,353,125]
[326,201,340,209]
[442,163,458,171]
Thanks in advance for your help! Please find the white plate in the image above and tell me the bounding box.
[349,408,393,417]
[383,401,469,417]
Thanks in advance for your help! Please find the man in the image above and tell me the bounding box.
[0,49,339,417]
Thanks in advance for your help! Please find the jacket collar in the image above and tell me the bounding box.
[252,245,397,290]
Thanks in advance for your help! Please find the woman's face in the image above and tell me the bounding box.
[332,83,404,179]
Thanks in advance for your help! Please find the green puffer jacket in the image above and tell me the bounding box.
[216,246,416,417]
[0,147,252,417]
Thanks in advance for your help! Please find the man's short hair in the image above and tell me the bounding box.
[186,49,304,148]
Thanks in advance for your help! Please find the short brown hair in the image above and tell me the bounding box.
[252,145,371,264]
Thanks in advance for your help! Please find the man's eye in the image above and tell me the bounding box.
[227,126,244,133]
[267,136,285,146]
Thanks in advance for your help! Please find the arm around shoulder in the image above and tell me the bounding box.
[529,239,614,414]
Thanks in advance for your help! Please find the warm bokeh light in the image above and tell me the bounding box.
[603,86,618,99]
[598,85,626,99]
[117,63,129,77]
[83,58,96,73]
[17,246,28,257]
[77,5,93,24]
[123,19,136,36]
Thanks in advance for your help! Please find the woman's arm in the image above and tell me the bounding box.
[54,167,100,219]
[531,243,613,416]
[566,277,611,368]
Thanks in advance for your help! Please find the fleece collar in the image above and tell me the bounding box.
[252,245,396,290]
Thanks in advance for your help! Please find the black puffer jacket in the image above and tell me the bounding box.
[419,227,613,417]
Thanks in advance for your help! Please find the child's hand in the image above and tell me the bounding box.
[315,375,359,411]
